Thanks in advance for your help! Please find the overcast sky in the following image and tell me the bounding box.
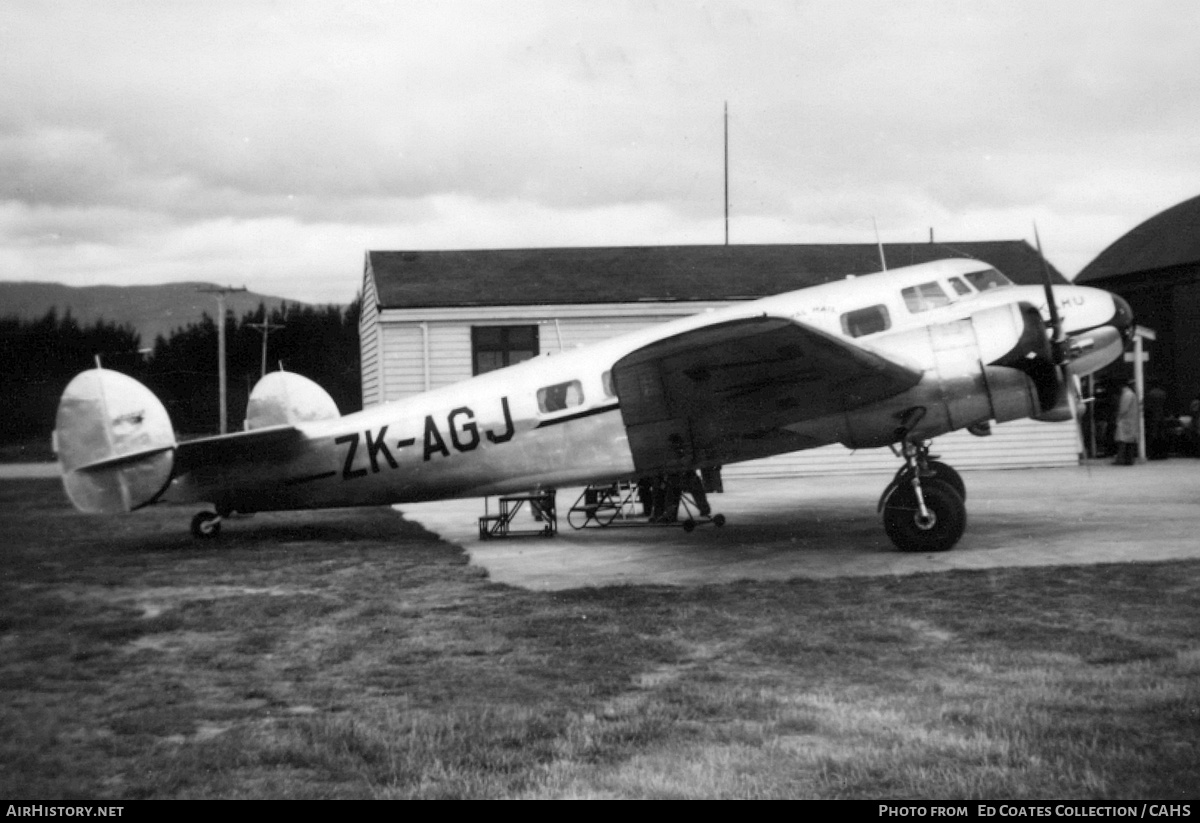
[3,1,1199,304]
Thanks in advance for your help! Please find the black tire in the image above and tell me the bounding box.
[882,478,965,553]
[924,460,966,502]
[190,511,221,539]
[712,514,726,527]
[682,519,696,533]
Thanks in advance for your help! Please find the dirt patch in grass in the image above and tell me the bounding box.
[1,478,1198,799]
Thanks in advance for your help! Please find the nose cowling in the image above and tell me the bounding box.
[1110,294,1135,341]
[1060,291,1135,380]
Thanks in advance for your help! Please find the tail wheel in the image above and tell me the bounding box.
[882,479,965,553]
[190,511,221,539]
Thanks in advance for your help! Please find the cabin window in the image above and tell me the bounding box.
[537,380,584,413]
[840,305,891,338]
[948,277,972,296]
[602,370,616,397]
[902,281,952,313]
[964,268,1013,291]
[472,325,539,375]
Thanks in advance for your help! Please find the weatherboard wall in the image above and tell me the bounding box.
[364,301,1080,476]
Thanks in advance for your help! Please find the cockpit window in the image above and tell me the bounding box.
[964,268,1013,291]
[948,277,972,296]
[902,281,952,313]
[537,380,584,413]
[841,305,891,338]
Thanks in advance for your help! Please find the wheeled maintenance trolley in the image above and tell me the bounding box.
[567,481,725,532]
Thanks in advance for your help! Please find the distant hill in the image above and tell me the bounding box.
[0,282,321,346]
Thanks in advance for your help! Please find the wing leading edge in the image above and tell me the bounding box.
[611,314,923,473]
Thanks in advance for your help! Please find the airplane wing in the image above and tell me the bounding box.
[612,314,923,473]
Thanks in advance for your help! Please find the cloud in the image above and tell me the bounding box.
[2,0,1200,299]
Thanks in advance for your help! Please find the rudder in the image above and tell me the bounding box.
[244,370,340,429]
[54,368,176,514]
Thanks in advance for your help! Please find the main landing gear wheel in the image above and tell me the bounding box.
[190,511,221,539]
[923,460,966,503]
[882,478,966,553]
[882,459,967,506]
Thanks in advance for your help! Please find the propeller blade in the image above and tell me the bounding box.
[1034,223,1089,466]
[1034,222,1068,364]
[1065,373,1085,459]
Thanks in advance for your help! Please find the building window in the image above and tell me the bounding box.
[841,305,891,338]
[472,325,539,375]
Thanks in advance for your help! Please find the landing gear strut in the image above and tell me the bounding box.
[879,441,966,552]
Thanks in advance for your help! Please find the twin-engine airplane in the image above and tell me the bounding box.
[53,256,1133,552]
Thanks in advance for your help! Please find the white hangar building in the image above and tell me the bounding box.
[358,242,1081,479]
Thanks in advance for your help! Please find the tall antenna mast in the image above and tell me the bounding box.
[873,216,888,271]
[724,101,730,246]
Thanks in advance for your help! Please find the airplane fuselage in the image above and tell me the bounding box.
[167,258,1131,514]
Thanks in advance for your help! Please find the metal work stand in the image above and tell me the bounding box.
[478,491,557,540]
[568,482,725,532]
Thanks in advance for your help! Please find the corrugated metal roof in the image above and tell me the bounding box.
[367,241,1065,309]
[1076,194,1200,284]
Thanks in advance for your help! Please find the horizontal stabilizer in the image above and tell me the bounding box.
[173,425,304,475]
[74,445,176,474]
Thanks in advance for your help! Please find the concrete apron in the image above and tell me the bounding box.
[399,461,1200,591]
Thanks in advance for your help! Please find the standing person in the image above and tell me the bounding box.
[1113,380,1139,466]
[647,474,669,522]
[635,476,654,516]
[658,472,684,523]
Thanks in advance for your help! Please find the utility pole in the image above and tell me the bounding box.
[247,309,286,379]
[198,285,247,434]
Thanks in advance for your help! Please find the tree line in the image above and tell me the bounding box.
[1,300,362,448]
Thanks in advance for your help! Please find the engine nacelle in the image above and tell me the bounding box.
[843,302,1053,447]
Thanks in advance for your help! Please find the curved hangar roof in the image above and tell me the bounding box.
[368,241,1065,309]
[1077,193,1200,284]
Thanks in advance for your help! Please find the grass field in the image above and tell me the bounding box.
[1,478,1197,799]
